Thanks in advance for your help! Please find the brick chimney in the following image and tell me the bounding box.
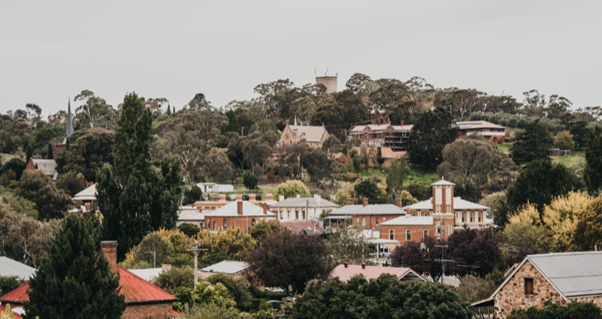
[400,120,404,126]
[363,198,369,207]
[266,193,273,201]
[262,202,268,215]
[344,262,348,268]
[249,194,256,202]
[346,197,355,206]
[236,194,243,201]
[218,194,226,201]
[100,241,118,275]
[361,263,366,269]
[237,200,243,215]
[396,197,402,208]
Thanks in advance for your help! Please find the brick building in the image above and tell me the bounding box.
[327,198,405,232]
[24,158,58,181]
[473,251,602,318]
[269,195,339,222]
[204,197,277,231]
[455,120,507,144]
[0,241,178,319]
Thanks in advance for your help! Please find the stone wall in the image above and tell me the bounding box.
[122,303,172,319]
[494,260,565,318]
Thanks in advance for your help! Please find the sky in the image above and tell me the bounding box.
[1,0,601,115]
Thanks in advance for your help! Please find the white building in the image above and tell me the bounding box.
[269,195,340,222]
[196,183,234,193]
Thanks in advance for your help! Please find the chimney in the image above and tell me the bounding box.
[236,194,242,201]
[237,200,243,215]
[346,197,355,206]
[361,263,366,269]
[219,194,226,201]
[363,198,369,207]
[396,197,402,208]
[249,194,256,202]
[262,202,268,215]
[101,241,118,275]
[344,262,348,268]
[162,263,172,272]
[400,120,404,126]
[279,195,285,202]
[266,193,273,201]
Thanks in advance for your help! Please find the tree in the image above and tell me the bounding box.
[73,90,118,130]
[325,224,370,265]
[245,231,332,294]
[203,151,234,183]
[503,204,551,252]
[247,220,284,244]
[571,196,602,251]
[585,126,602,195]
[243,170,258,190]
[178,223,201,237]
[542,191,592,251]
[511,120,553,165]
[16,170,72,220]
[302,148,330,184]
[62,131,114,182]
[447,228,501,277]
[507,300,602,319]
[376,147,385,167]
[345,73,372,93]
[391,236,446,281]
[273,180,310,199]
[505,159,582,223]
[207,273,253,311]
[23,215,125,319]
[293,275,472,319]
[97,93,182,260]
[0,276,24,297]
[554,130,575,150]
[184,304,240,319]
[354,179,387,204]
[224,110,240,133]
[182,185,202,205]
[407,107,457,169]
[386,159,409,203]
[457,275,496,303]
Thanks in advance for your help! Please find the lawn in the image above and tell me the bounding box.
[552,152,585,168]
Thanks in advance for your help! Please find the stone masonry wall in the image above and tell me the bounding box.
[122,303,172,319]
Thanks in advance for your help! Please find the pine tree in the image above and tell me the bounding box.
[585,126,602,195]
[24,215,125,319]
[510,120,552,165]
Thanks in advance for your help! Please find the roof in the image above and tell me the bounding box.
[291,125,328,143]
[329,204,404,216]
[380,148,406,159]
[0,305,22,319]
[389,124,413,131]
[201,260,249,275]
[280,220,324,235]
[431,178,455,187]
[381,216,433,226]
[0,267,178,305]
[329,205,365,216]
[404,197,489,211]
[72,183,97,201]
[270,197,340,209]
[204,201,276,217]
[330,264,426,282]
[177,211,205,221]
[116,265,177,304]
[128,268,164,282]
[0,257,37,280]
[31,159,57,177]
[455,120,505,130]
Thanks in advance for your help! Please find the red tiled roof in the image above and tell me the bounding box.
[330,264,426,282]
[0,267,177,305]
[116,266,177,304]
[0,305,22,318]
[0,282,29,304]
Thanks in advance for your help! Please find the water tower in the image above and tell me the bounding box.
[315,71,337,94]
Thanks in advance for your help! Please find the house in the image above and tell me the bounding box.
[176,206,205,228]
[330,263,426,282]
[455,120,506,144]
[204,195,277,231]
[379,178,491,248]
[72,183,97,213]
[196,183,234,193]
[269,195,339,222]
[0,257,36,280]
[347,146,407,168]
[277,123,329,148]
[200,260,249,278]
[0,241,178,319]
[280,220,324,235]
[129,264,172,282]
[24,159,57,181]
[327,198,405,232]
[348,118,413,151]
[473,251,602,319]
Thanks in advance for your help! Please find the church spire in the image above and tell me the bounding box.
[66,98,73,138]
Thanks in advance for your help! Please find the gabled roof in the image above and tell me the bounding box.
[431,178,455,187]
[201,260,249,275]
[404,197,489,211]
[204,201,276,217]
[330,264,426,282]
[0,257,36,280]
[381,216,433,226]
[455,120,505,130]
[281,220,324,235]
[31,159,57,177]
[72,183,97,201]
[0,266,177,305]
[290,125,328,143]
[380,148,406,160]
[270,197,340,209]
[330,204,405,216]
[128,268,164,282]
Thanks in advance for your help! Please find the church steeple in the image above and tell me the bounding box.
[66,98,73,138]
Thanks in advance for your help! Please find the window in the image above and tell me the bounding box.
[446,204,451,213]
[223,219,227,229]
[375,217,379,225]
[406,230,412,241]
[362,217,366,226]
[436,205,442,213]
[423,212,429,217]
[478,212,482,223]
[356,217,360,224]
[383,217,386,222]
[295,211,299,220]
[302,211,306,220]
[389,229,394,240]
[423,230,429,238]
[411,213,416,217]
[470,212,473,223]
[213,222,216,230]
[462,213,465,223]
[436,225,441,234]
[447,225,452,235]
[206,219,210,229]
[525,278,534,295]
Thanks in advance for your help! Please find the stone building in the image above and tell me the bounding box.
[276,123,330,148]
[473,251,602,318]
[24,158,58,181]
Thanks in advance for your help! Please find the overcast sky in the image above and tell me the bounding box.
[1,0,601,115]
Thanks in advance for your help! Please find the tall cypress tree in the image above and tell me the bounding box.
[24,215,125,319]
[585,125,602,195]
[97,93,182,260]
[510,120,553,165]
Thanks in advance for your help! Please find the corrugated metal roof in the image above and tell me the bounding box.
[381,216,433,226]
[0,282,29,304]
[0,257,36,280]
[529,252,602,298]
[455,120,505,130]
[31,159,57,177]
[404,197,489,211]
[201,260,249,275]
[128,268,164,282]
[270,197,340,209]
[330,264,426,282]
[72,183,97,201]
[291,125,328,143]
[204,201,276,217]
[431,179,455,187]
[329,204,404,216]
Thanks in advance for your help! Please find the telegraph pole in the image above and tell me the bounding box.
[435,244,449,284]
[187,240,208,286]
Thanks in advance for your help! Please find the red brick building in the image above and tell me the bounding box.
[204,198,277,231]
[0,241,178,319]
[456,120,507,144]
